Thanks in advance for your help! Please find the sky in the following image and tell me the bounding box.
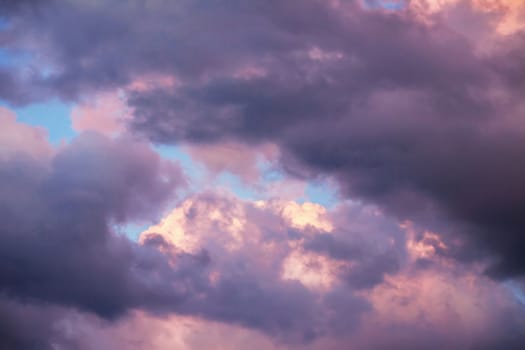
[1,0,525,349]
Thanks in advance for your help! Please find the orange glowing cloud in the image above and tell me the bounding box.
[410,0,525,34]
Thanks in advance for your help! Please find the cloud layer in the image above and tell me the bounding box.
[2,0,525,276]
[1,0,525,348]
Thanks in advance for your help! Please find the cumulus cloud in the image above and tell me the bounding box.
[3,0,523,276]
[2,0,525,348]
[0,112,376,347]
[121,2,525,278]
[138,192,525,348]
[0,113,524,348]
[140,193,382,341]
[0,106,52,160]
[0,112,188,335]
[2,183,519,349]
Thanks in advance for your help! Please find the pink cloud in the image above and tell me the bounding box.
[71,92,129,136]
[410,0,525,34]
[0,106,52,161]
[185,141,279,184]
[135,193,525,348]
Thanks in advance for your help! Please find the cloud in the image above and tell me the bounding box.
[0,299,78,350]
[350,266,525,350]
[0,113,374,346]
[0,110,523,348]
[71,91,130,136]
[6,0,521,275]
[0,106,52,160]
[184,141,278,184]
[0,113,189,321]
[0,0,49,15]
[140,193,383,341]
[1,1,525,347]
[1,185,519,349]
[121,1,525,278]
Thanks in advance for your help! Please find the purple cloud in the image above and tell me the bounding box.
[1,1,525,348]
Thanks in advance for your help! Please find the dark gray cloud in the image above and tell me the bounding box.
[0,0,49,14]
[0,298,77,350]
[0,132,187,318]
[1,0,525,347]
[4,0,519,275]
[123,2,525,278]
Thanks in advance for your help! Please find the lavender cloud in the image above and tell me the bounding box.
[0,114,375,346]
[0,126,189,319]
[1,1,525,348]
[3,0,524,276]
[0,111,523,348]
